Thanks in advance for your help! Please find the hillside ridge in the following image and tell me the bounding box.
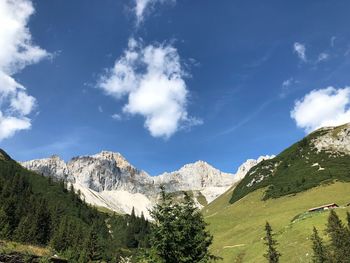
[230,122,350,204]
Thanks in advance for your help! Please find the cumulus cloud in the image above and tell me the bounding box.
[0,0,49,140]
[291,87,350,133]
[134,0,174,24]
[98,38,200,138]
[293,42,307,62]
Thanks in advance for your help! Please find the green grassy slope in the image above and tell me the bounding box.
[230,124,350,204]
[204,181,350,263]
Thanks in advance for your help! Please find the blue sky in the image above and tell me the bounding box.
[1,0,350,175]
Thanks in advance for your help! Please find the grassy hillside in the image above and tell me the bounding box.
[204,181,350,263]
[230,124,350,204]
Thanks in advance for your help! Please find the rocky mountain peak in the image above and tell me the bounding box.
[179,160,219,173]
[21,152,271,217]
[312,123,350,155]
[92,151,134,170]
[21,155,68,180]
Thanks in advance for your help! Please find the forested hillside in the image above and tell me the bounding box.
[230,124,350,203]
[0,149,150,262]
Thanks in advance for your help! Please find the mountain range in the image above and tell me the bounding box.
[21,152,273,218]
[3,123,350,262]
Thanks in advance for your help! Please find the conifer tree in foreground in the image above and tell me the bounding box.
[264,222,281,263]
[311,227,329,263]
[144,188,219,263]
[326,210,350,263]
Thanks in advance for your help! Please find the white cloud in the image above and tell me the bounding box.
[134,0,174,24]
[317,52,329,63]
[0,0,49,140]
[98,38,201,139]
[111,113,122,120]
[0,113,31,140]
[293,42,307,62]
[291,87,350,133]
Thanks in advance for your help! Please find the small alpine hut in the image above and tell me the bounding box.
[308,203,339,213]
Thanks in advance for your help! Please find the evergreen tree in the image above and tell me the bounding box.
[33,199,51,245]
[263,222,281,263]
[84,224,103,262]
[311,227,329,263]
[50,216,69,252]
[14,216,34,243]
[326,210,350,263]
[148,189,218,263]
[0,207,9,237]
[126,207,138,248]
[0,150,152,261]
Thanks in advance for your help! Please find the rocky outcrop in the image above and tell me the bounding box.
[312,123,350,155]
[21,151,272,218]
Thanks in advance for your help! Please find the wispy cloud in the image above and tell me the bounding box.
[293,42,307,62]
[218,99,275,136]
[291,87,350,133]
[317,52,329,63]
[98,38,201,139]
[330,36,336,47]
[280,78,298,98]
[0,0,49,141]
[134,0,175,24]
[111,113,122,121]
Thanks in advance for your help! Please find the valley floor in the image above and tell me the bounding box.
[204,181,350,263]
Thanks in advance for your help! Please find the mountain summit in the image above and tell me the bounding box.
[21,152,272,218]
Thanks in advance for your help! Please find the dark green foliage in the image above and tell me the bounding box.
[311,227,329,263]
[311,210,350,263]
[263,222,280,263]
[230,127,350,204]
[326,210,350,262]
[83,224,103,262]
[0,149,151,262]
[144,188,219,263]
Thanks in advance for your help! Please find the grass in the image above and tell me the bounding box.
[0,239,52,257]
[204,181,350,263]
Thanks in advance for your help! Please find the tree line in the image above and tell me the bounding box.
[0,155,151,262]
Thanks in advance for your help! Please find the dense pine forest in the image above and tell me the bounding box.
[0,150,151,262]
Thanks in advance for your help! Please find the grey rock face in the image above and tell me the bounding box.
[21,151,272,216]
